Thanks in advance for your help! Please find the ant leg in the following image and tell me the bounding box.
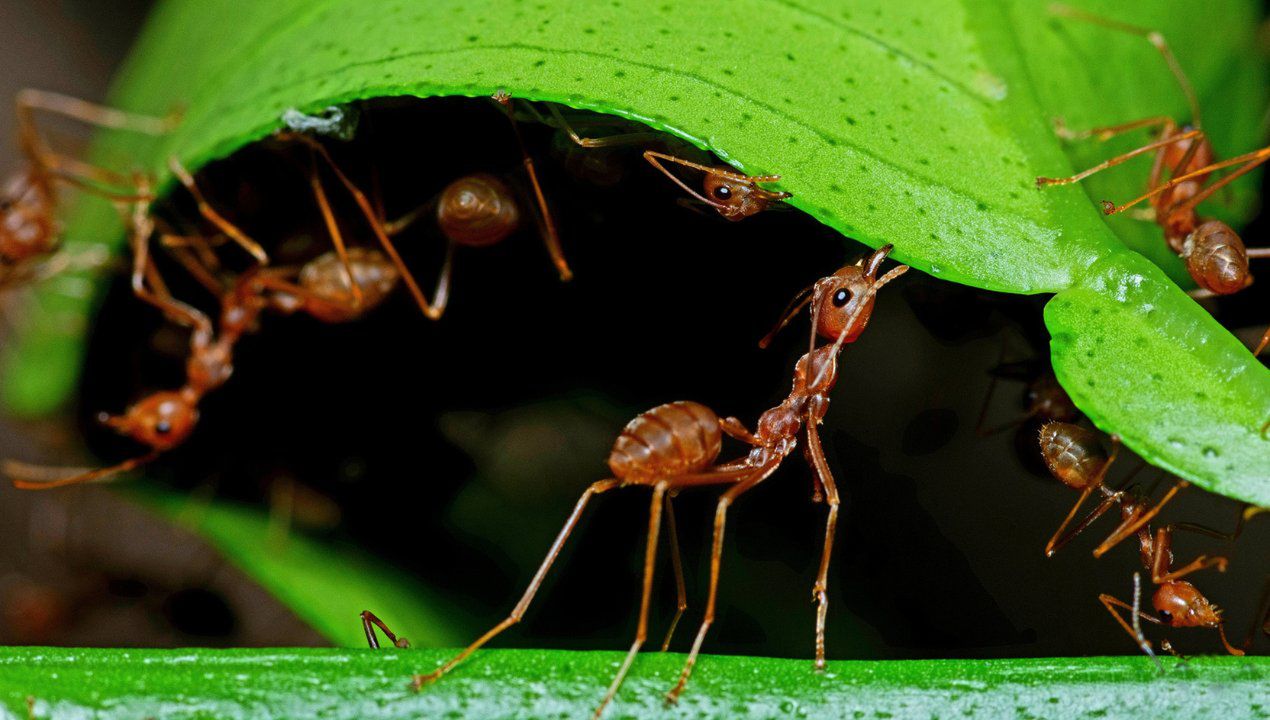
[719,417,761,445]
[1093,480,1186,558]
[412,479,621,689]
[281,133,451,320]
[1099,585,1165,668]
[1045,485,1124,557]
[1047,6,1202,128]
[660,493,688,652]
[1255,326,1269,356]
[381,198,437,237]
[361,610,409,649]
[806,418,840,671]
[973,339,1009,437]
[493,93,571,281]
[1036,128,1202,187]
[126,198,214,344]
[16,90,176,198]
[1243,576,1270,652]
[665,463,777,704]
[541,102,665,149]
[160,238,227,298]
[308,149,363,306]
[1105,145,1270,216]
[7,453,159,490]
[1052,115,1174,143]
[593,482,668,720]
[167,158,269,264]
[16,89,176,136]
[1046,441,1122,556]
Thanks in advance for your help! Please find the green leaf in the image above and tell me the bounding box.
[2,0,1266,501]
[1,648,1265,719]
[140,489,473,648]
[1047,252,1270,506]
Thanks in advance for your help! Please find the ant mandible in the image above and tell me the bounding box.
[1037,6,1269,310]
[1,90,176,287]
[521,101,792,219]
[5,153,398,490]
[1037,422,1251,657]
[406,245,907,718]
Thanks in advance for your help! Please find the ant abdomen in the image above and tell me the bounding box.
[1183,220,1250,295]
[437,173,520,247]
[298,247,399,321]
[608,401,722,483]
[1038,421,1109,490]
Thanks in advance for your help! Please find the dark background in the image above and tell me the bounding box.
[0,1,1265,660]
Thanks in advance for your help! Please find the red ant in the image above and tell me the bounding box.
[1037,422,1252,657]
[521,101,791,219]
[1,90,176,287]
[1037,6,1268,312]
[277,91,567,321]
[5,149,398,490]
[403,246,906,717]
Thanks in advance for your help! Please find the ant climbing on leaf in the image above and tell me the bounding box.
[1038,5,1269,314]
[4,146,400,490]
[1037,422,1255,657]
[0,90,177,289]
[519,100,792,219]
[279,91,568,321]
[390,245,905,718]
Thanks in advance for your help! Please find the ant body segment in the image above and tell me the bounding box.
[5,154,398,490]
[1037,422,1251,657]
[280,91,567,321]
[1037,6,1268,300]
[0,90,176,288]
[403,246,906,717]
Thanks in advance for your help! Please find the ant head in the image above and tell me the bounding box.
[701,170,789,221]
[1184,221,1250,295]
[99,390,199,452]
[1153,581,1220,629]
[1037,421,1109,490]
[810,244,905,344]
[437,174,520,247]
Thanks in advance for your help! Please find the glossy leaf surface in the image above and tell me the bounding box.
[1,648,1266,719]
[2,0,1266,501]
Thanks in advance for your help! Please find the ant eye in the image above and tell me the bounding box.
[1158,610,1172,624]
[155,420,173,435]
[832,289,851,307]
[712,185,733,201]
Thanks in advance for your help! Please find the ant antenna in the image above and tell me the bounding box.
[493,90,570,281]
[1131,572,1165,672]
[758,284,814,349]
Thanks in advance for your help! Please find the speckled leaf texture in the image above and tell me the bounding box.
[2,0,1267,502]
[1,649,1266,719]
